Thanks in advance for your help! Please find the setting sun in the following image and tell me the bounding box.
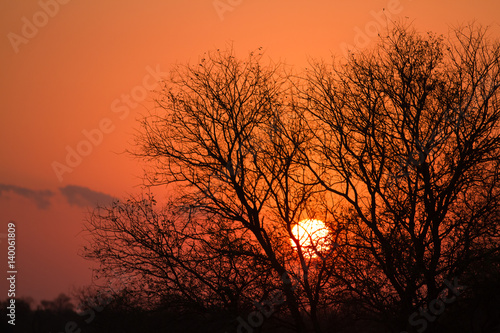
[291,219,330,257]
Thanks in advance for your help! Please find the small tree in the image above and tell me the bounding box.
[40,293,74,313]
[84,196,274,314]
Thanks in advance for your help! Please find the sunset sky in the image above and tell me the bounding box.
[1,0,499,305]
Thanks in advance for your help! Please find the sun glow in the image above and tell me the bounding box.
[290,219,330,258]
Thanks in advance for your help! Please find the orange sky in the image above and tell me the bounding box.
[1,0,499,305]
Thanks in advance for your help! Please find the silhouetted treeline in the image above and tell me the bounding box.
[2,267,499,333]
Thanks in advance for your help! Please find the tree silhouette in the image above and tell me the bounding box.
[301,23,500,331]
[82,24,500,333]
[84,49,341,332]
[43,293,73,311]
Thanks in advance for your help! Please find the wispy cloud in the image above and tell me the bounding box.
[0,184,54,209]
[0,184,117,209]
[59,185,116,207]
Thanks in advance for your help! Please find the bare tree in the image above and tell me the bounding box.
[301,23,500,331]
[84,195,272,312]
[84,49,340,333]
[82,24,500,333]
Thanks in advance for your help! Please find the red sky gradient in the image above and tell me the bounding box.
[1,0,499,305]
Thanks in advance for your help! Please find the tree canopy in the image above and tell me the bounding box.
[82,23,500,333]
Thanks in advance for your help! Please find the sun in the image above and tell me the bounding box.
[290,219,330,258]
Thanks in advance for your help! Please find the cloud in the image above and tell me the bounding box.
[0,184,54,209]
[59,185,116,208]
[0,184,117,209]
